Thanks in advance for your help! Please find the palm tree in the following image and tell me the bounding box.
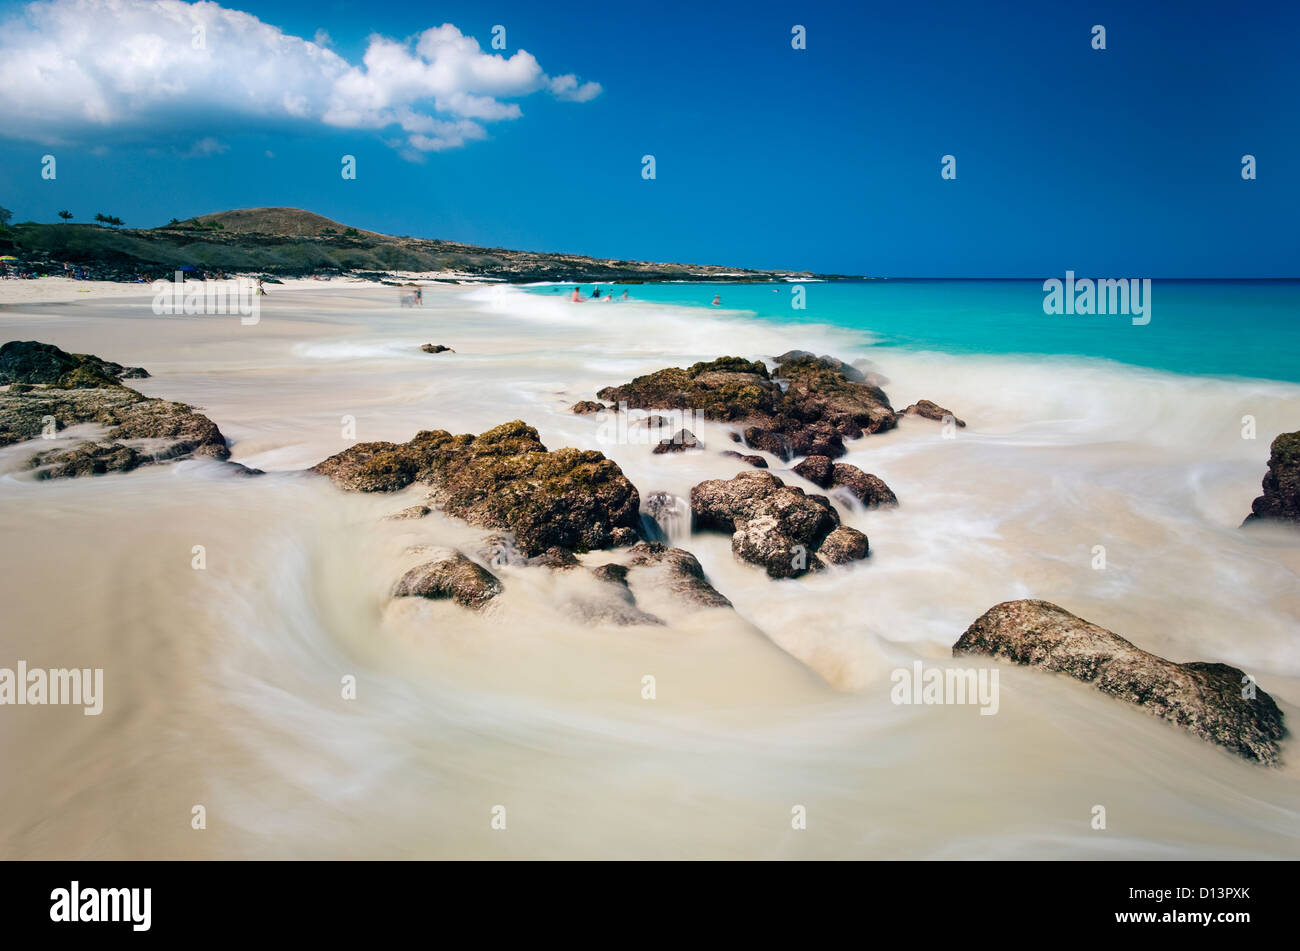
[58,210,73,222]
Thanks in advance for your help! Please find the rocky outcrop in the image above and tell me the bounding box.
[626,542,733,608]
[0,342,233,478]
[689,470,868,577]
[1243,431,1300,527]
[311,420,640,555]
[593,353,896,462]
[420,344,454,354]
[953,599,1286,765]
[0,340,148,388]
[391,549,502,610]
[901,399,965,428]
[792,455,898,508]
[570,400,607,414]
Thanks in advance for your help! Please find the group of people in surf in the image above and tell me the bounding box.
[569,285,629,303]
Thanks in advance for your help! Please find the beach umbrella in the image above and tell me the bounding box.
[0,255,18,262]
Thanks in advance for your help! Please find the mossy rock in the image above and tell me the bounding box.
[312,420,641,555]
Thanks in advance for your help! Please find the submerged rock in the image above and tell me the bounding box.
[1243,431,1300,527]
[773,350,867,382]
[901,399,966,428]
[689,470,867,577]
[570,400,607,414]
[420,344,454,354]
[311,420,641,555]
[391,550,502,610]
[720,450,768,469]
[626,541,733,608]
[386,504,431,521]
[652,428,702,453]
[564,564,665,626]
[953,599,1286,765]
[591,353,896,463]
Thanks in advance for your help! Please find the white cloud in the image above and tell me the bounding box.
[0,0,602,155]
[184,135,228,157]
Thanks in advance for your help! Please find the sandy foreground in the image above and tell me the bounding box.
[1,281,1298,859]
[0,274,474,306]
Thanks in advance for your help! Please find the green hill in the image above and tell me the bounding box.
[6,207,835,283]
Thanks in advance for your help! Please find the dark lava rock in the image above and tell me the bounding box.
[0,340,149,387]
[1,344,232,478]
[391,550,502,610]
[420,344,454,354]
[652,428,702,453]
[793,455,897,508]
[773,350,867,382]
[830,463,898,508]
[591,563,630,587]
[1243,431,1300,527]
[792,455,835,487]
[570,400,607,414]
[591,353,895,463]
[901,399,966,428]
[689,470,866,577]
[954,599,1286,765]
[626,542,733,608]
[817,525,871,564]
[528,546,581,570]
[720,450,768,469]
[597,356,777,421]
[310,420,640,556]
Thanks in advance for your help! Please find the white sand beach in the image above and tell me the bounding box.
[1,281,1298,859]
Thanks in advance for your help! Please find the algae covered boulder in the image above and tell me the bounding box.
[954,599,1286,765]
[596,356,778,421]
[689,470,867,577]
[591,351,897,462]
[392,549,502,610]
[311,420,641,555]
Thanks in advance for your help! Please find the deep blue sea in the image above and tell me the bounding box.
[532,280,1300,383]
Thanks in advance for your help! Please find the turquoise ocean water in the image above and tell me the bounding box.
[533,280,1300,384]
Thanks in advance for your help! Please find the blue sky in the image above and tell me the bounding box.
[0,0,1296,277]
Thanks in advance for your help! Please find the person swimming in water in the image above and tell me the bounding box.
[621,289,629,300]
[592,287,601,299]
[570,286,583,302]
[711,294,721,306]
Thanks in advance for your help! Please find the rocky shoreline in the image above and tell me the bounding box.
[3,338,1293,765]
